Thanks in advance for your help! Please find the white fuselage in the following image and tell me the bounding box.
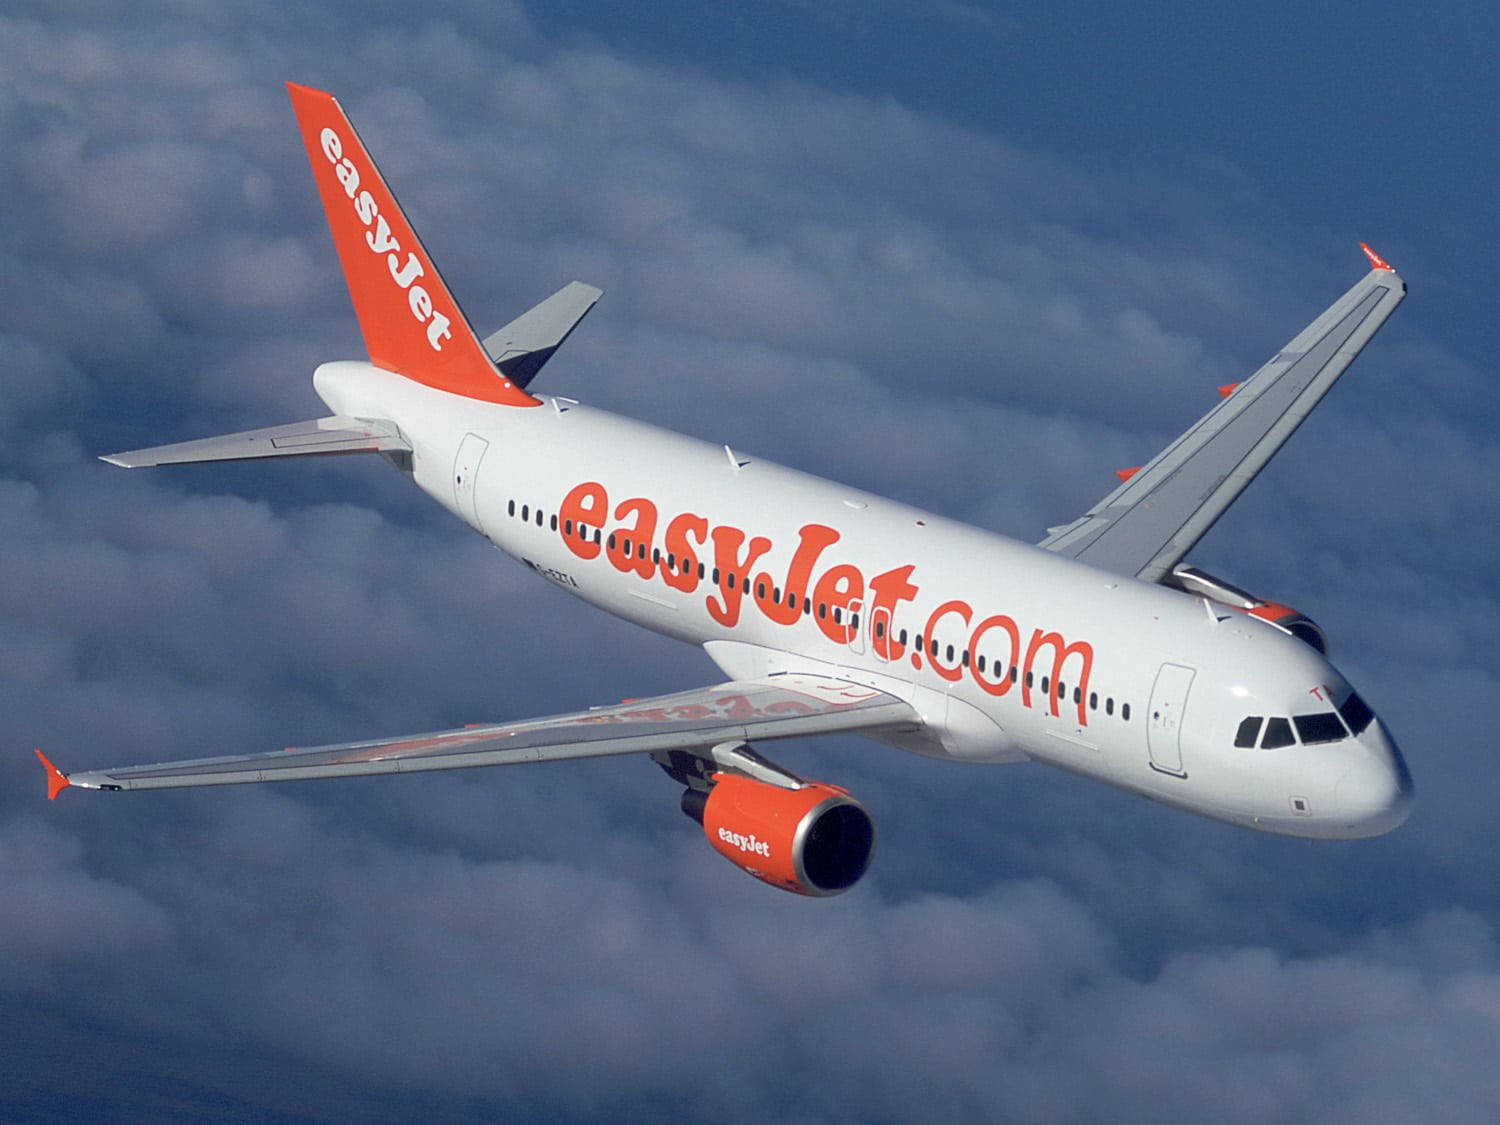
[314,361,1412,840]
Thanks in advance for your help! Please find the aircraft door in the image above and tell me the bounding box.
[453,433,489,534]
[1147,663,1195,777]
[846,598,866,657]
[869,602,892,663]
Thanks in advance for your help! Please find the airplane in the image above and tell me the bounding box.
[34,83,1413,896]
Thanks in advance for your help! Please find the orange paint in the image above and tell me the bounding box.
[558,481,606,560]
[707,525,773,627]
[1023,629,1094,723]
[608,497,659,579]
[701,773,851,896]
[285,84,537,407]
[812,564,864,645]
[921,599,972,682]
[754,524,840,626]
[661,511,708,592]
[35,750,70,801]
[969,613,1021,697]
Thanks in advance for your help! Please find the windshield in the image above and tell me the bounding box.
[1234,710,1352,748]
[1338,691,1375,736]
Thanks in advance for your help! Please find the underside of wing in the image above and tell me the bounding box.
[100,416,411,468]
[53,675,918,794]
[1039,254,1406,583]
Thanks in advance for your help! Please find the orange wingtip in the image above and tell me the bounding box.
[35,749,70,801]
[1360,243,1396,272]
[1218,382,1240,399]
[1116,466,1141,483]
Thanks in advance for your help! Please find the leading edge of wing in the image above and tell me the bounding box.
[56,675,919,794]
[1038,257,1406,583]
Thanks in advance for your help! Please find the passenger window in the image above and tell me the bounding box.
[699,563,706,580]
[1010,667,1018,684]
[549,514,557,531]
[875,621,885,639]
[1073,687,1082,705]
[521,504,529,521]
[930,638,939,657]
[1294,712,1348,745]
[1105,698,1114,716]
[638,543,647,560]
[1234,717,1264,748]
[564,519,573,535]
[1041,676,1049,694]
[537,510,545,527]
[773,587,782,603]
[899,629,908,646]
[976,654,986,673]
[833,607,843,624]
[819,603,828,620]
[1122,703,1130,721]
[1261,717,1295,749]
[1026,671,1034,689]
[608,534,616,550]
[508,500,516,517]
[851,613,860,631]
[727,573,736,590]
[962,649,970,668]
[757,582,766,599]
[1089,692,1097,710]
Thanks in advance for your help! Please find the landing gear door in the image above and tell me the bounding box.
[454,433,489,534]
[1148,663,1195,777]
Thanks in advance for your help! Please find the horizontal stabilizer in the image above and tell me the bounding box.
[482,281,602,389]
[101,416,409,468]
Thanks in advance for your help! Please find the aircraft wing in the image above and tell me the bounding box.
[40,675,918,797]
[482,281,602,389]
[1038,251,1406,583]
[100,416,410,468]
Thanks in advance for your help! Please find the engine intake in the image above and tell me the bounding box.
[681,773,875,896]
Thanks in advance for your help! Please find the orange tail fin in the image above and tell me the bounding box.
[286,83,538,407]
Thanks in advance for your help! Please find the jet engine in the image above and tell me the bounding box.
[1169,565,1328,654]
[681,772,875,896]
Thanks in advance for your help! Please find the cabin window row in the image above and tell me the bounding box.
[504,498,1131,720]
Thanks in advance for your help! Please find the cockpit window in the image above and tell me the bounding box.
[1234,717,1263,748]
[1261,717,1295,749]
[1293,712,1348,745]
[1338,692,1375,736]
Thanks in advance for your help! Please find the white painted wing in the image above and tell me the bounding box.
[100,416,410,468]
[56,675,918,794]
[1039,260,1406,583]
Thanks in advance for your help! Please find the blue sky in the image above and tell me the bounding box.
[3,2,1499,1121]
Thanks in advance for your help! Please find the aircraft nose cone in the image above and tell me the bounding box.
[1335,723,1413,836]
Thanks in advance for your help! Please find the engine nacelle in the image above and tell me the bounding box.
[1169,565,1328,655]
[681,773,875,896]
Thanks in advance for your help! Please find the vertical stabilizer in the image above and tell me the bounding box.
[286,83,538,407]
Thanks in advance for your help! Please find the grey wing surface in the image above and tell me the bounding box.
[1039,259,1406,583]
[56,675,918,794]
[101,416,411,468]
